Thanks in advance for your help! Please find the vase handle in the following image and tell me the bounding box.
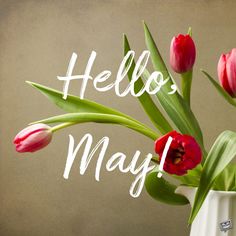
[175,186,196,206]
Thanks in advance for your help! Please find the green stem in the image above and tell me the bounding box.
[33,112,159,141]
[181,70,193,107]
[119,117,159,140]
[51,122,75,132]
[49,118,158,140]
[188,27,192,37]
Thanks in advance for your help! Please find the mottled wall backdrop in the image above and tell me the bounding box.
[1,1,236,235]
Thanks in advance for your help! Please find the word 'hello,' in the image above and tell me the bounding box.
[58,50,177,99]
[63,133,173,198]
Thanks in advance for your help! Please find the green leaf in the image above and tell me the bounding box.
[141,67,207,162]
[214,164,236,191]
[27,81,160,140]
[26,81,137,119]
[123,34,172,135]
[145,168,189,205]
[232,186,236,191]
[143,22,204,149]
[33,112,159,140]
[175,164,202,187]
[201,70,236,107]
[189,130,236,224]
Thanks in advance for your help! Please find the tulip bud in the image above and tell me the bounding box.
[217,48,236,97]
[14,124,52,153]
[170,34,196,73]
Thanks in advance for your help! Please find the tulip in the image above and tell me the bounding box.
[14,123,52,153]
[217,48,236,97]
[170,34,196,73]
[154,131,202,176]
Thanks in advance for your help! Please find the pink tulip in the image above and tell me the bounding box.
[14,124,52,153]
[217,48,236,97]
[170,34,196,73]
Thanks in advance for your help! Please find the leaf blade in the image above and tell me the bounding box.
[143,22,204,148]
[123,34,172,134]
[189,130,236,224]
[145,168,189,205]
[201,70,236,107]
[26,81,132,116]
[214,164,236,191]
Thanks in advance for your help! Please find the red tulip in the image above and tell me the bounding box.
[154,131,202,176]
[170,34,196,73]
[14,124,52,153]
[217,48,236,97]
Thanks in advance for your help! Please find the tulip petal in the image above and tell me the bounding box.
[14,124,50,144]
[155,131,202,176]
[170,34,196,74]
[14,124,52,153]
[226,48,236,97]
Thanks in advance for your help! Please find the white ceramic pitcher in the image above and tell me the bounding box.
[175,186,236,236]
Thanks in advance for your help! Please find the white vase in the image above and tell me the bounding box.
[175,186,236,236]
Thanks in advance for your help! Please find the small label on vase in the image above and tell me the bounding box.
[219,219,233,232]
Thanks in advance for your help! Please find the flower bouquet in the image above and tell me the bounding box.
[14,23,236,235]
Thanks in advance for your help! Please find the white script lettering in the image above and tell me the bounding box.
[63,133,157,198]
[57,51,176,99]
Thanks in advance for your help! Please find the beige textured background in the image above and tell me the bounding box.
[1,0,236,235]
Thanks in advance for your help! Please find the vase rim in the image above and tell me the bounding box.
[184,186,236,195]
